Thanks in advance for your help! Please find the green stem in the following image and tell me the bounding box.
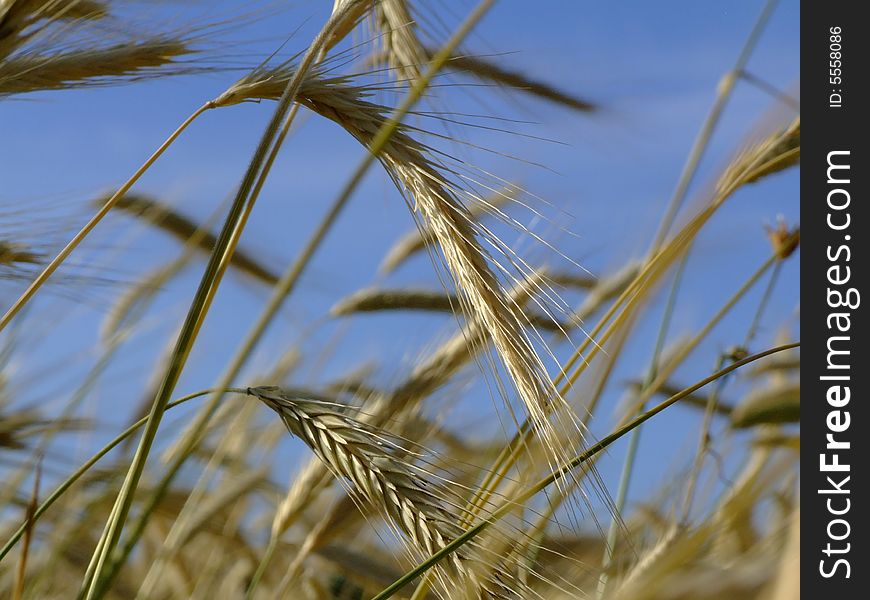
[244,537,279,599]
[78,10,354,595]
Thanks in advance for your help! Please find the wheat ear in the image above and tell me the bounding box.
[380,182,519,274]
[216,62,576,495]
[0,38,189,96]
[247,387,481,593]
[0,241,41,266]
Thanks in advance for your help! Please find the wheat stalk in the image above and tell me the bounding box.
[0,241,41,266]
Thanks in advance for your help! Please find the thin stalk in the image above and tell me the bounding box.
[78,3,363,592]
[244,537,279,599]
[745,259,783,347]
[739,70,800,111]
[649,0,779,250]
[679,354,727,523]
[0,103,211,333]
[12,459,40,600]
[372,343,799,600]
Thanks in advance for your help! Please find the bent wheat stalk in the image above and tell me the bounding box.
[216,50,576,479]
[0,103,210,334]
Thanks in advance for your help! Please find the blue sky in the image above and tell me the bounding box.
[1,1,799,520]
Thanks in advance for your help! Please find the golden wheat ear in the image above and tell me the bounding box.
[216,62,583,478]
[0,38,190,96]
[247,387,469,572]
[248,386,534,599]
[379,182,520,274]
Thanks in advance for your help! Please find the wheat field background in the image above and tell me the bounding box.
[0,1,799,599]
